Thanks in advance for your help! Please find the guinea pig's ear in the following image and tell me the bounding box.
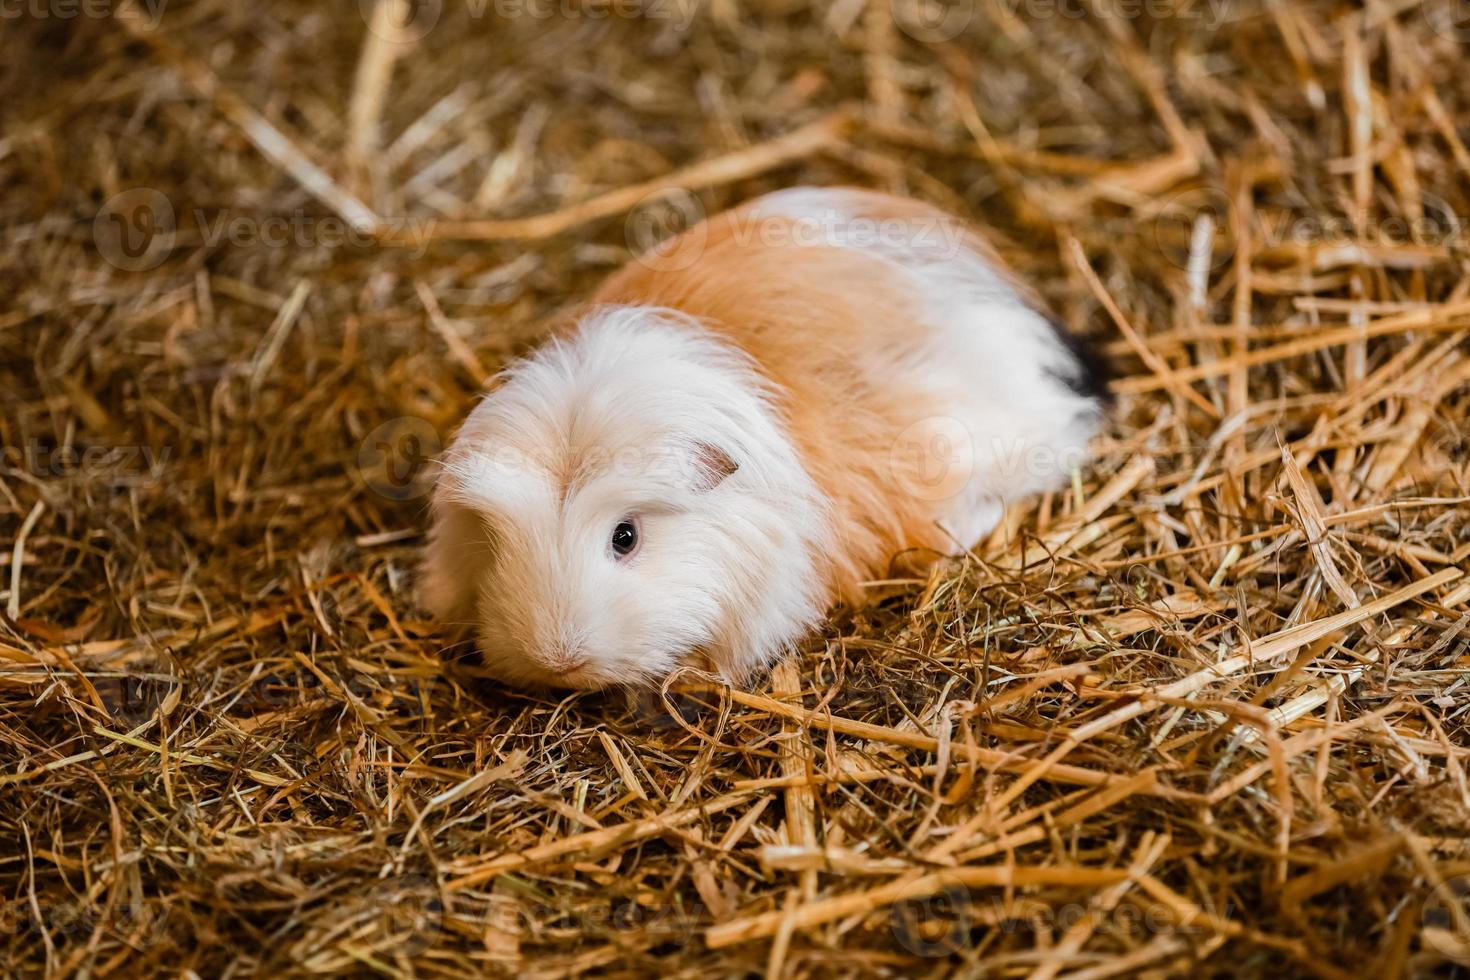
[690,441,739,491]
[421,499,493,628]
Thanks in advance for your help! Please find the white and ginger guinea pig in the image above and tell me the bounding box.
[422,187,1109,689]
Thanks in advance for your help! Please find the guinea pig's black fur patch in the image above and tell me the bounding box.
[1046,316,1114,407]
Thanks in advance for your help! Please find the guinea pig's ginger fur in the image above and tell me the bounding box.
[424,187,1107,688]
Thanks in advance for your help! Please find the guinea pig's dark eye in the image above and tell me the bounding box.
[610,519,639,559]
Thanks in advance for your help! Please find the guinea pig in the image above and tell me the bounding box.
[421,186,1108,689]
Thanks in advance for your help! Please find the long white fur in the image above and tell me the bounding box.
[423,189,1103,688]
[744,187,1101,547]
[423,307,832,688]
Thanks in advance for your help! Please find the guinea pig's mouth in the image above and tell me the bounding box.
[538,657,609,690]
[554,661,592,685]
[477,639,687,691]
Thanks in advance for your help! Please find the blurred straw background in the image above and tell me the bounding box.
[2,0,1470,975]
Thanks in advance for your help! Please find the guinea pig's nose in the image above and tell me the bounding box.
[540,642,589,674]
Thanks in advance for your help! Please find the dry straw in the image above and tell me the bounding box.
[2,0,1469,976]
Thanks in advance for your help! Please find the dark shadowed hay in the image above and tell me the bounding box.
[2,1,1469,976]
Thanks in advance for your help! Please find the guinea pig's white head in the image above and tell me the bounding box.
[421,307,832,689]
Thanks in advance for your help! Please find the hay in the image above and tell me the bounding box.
[2,1,1469,976]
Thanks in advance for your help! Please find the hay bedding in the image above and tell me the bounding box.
[2,0,1469,976]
